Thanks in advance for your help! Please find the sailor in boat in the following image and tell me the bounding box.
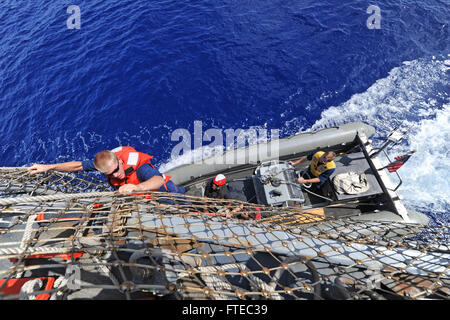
[289,151,336,191]
[27,146,185,194]
[202,174,260,220]
[204,174,230,199]
[203,174,232,215]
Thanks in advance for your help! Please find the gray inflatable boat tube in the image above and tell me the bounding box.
[166,122,375,185]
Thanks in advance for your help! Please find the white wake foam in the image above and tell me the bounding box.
[310,56,449,221]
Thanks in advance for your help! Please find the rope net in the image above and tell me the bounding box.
[0,169,448,300]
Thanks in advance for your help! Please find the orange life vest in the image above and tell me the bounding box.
[106,146,171,191]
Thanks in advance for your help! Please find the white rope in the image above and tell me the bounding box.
[19,278,43,300]
[19,214,37,250]
[0,246,71,256]
[13,213,38,278]
[0,167,29,171]
[0,191,115,206]
[197,264,283,300]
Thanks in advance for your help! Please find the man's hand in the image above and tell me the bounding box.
[28,164,54,175]
[240,212,250,220]
[226,203,244,218]
[297,177,306,184]
[289,156,306,167]
[27,161,83,175]
[118,184,141,194]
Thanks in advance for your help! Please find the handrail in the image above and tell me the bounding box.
[377,149,403,192]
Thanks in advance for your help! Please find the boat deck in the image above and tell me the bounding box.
[329,151,384,201]
[184,149,391,220]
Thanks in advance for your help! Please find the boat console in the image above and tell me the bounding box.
[253,160,305,207]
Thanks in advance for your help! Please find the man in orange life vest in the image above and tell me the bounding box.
[27,146,185,194]
[289,151,336,189]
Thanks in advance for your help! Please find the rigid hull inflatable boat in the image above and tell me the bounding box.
[170,122,429,225]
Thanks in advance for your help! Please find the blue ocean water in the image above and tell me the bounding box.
[0,1,448,223]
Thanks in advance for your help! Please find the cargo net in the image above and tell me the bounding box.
[0,169,449,300]
[0,168,111,197]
